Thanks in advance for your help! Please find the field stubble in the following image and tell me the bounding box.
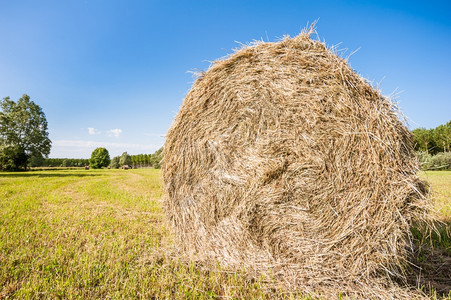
[0,169,449,299]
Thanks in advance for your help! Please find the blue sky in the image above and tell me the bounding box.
[1,0,450,158]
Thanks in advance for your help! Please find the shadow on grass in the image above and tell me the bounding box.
[407,220,451,296]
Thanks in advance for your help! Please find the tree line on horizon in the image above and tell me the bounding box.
[109,149,163,169]
[412,120,451,170]
[28,148,163,169]
[412,120,451,154]
[87,147,163,169]
[1,94,449,171]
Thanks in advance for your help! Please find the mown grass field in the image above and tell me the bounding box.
[422,171,451,221]
[0,169,450,299]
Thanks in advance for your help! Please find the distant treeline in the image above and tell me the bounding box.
[412,120,450,154]
[412,120,451,170]
[30,148,163,169]
[110,148,163,169]
[30,157,89,168]
[131,149,162,168]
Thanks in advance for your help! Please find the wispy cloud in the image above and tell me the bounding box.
[107,128,122,138]
[88,127,100,135]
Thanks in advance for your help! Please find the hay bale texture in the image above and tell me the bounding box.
[163,30,434,298]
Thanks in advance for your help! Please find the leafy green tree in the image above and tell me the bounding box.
[29,154,45,167]
[0,145,28,171]
[131,155,137,168]
[61,159,68,167]
[151,148,163,169]
[412,128,434,154]
[434,123,451,153]
[89,147,110,169]
[140,155,143,167]
[110,156,120,169]
[119,152,132,167]
[0,94,51,171]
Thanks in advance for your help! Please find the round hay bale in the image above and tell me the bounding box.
[163,30,434,298]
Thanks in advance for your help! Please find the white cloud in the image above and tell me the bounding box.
[107,128,122,138]
[88,127,100,135]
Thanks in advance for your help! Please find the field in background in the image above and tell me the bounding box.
[0,169,450,299]
[422,171,451,220]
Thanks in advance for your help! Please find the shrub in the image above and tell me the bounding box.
[429,152,451,170]
[416,151,432,170]
[417,151,451,170]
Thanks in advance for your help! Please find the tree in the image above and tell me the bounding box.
[412,128,433,154]
[145,154,151,167]
[29,154,45,167]
[89,147,110,169]
[434,123,451,153]
[119,152,131,167]
[138,154,144,167]
[151,148,163,169]
[0,145,28,171]
[131,155,137,168]
[0,94,51,171]
[110,156,120,169]
[61,159,68,167]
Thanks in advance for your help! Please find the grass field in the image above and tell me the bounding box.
[0,169,450,299]
[422,171,451,221]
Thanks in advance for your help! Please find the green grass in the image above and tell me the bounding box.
[422,171,451,220]
[0,169,449,299]
[0,169,304,299]
[414,171,451,254]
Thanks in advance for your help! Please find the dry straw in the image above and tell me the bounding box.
[163,26,436,298]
